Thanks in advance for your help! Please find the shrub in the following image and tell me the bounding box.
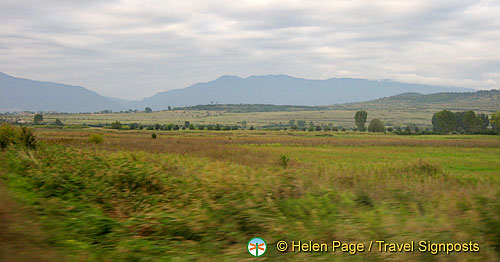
[0,124,36,149]
[368,119,385,132]
[88,133,104,144]
[0,123,18,149]
[111,121,122,130]
[18,126,37,149]
[152,133,157,139]
[55,118,64,126]
[279,155,290,169]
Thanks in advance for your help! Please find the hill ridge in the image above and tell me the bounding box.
[0,72,481,112]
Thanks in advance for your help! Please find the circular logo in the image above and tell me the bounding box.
[247,237,267,257]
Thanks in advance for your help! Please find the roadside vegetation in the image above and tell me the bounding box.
[1,124,499,260]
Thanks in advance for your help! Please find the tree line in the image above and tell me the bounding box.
[9,109,500,135]
[432,110,499,134]
[108,121,241,131]
[352,109,500,135]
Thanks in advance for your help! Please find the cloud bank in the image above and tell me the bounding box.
[1,0,499,99]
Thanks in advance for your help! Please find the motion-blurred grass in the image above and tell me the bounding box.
[0,129,499,261]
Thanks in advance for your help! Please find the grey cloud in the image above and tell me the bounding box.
[0,0,499,99]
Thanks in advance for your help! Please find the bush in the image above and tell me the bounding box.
[111,121,122,130]
[368,119,385,132]
[0,124,36,149]
[0,123,18,149]
[279,155,290,169]
[18,126,37,149]
[152,133,157,139]
[88,133,104,144]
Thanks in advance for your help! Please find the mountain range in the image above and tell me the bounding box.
[0,72,478,112]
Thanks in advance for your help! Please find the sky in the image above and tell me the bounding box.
[1,0,499,100]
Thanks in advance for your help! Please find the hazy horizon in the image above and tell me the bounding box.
[1,1,499,99]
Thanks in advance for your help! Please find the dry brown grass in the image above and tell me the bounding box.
[36,130,280,167]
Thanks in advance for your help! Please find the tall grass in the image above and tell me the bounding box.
[0,129,499,260]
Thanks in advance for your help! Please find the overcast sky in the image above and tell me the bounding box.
[1,0,499,100]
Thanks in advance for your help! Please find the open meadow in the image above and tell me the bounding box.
[2,108,457,129]
[1,127,499,261]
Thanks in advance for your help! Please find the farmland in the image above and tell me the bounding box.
[1,127,499,261]
[3,108,486,129]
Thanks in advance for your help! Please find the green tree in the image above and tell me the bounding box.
[368,119,385,132]
[54,118,63,126]
[308,121,314,131]
[145,107,152,113]
[491,111,500,133]
[477,114,489,131]
[34,114,43,124]
[432,110,456,134]
[463,111,478,134]
[354,111,367,131]
[405,126,412,134]
[111,121,122,130]
[454,112,465,133]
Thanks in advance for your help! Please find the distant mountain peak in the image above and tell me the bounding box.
[215,75,242,81]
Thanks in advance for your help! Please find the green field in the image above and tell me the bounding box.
[0,108,463,129]
[1,127,499,261]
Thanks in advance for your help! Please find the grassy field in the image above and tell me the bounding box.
[1,108,452,129]
[1,128,499,261]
